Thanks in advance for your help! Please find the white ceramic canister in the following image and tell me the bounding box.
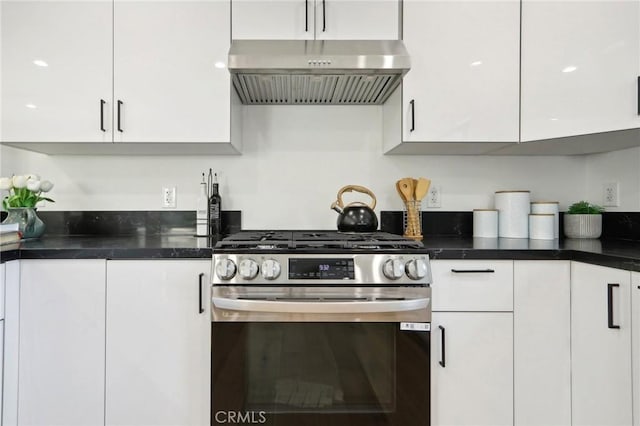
[473,209,499,238]
[531,201,559,239]
[495,190,531,238]
[529,214,555,240]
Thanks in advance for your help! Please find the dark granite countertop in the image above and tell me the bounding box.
[0,235,214,262]
[1,235,639,272]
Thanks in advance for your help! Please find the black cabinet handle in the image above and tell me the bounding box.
[198,273,205,314]
[438,325,446,367]
[305,0,308,32]
[322,0,326,32]
[607,283,620,329]
[410,99,415,132]
[117,100,123,132]
[100,99,106,132]
[637,76,639,115]
[451,269,495,273]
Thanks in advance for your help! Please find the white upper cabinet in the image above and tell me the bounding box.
[1,1,238,153]
[401,0,520,143]
[521,0,640,141]
[114,0,230,143]
[313,0,398,40]
[0,1,112,143]
[232,0,313,40]
[232,0,398,40]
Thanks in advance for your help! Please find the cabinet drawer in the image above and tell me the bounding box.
[431,260,513,312]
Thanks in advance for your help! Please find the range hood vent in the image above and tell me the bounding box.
[228,40,410,105]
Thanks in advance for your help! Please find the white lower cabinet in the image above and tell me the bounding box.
[430,260,513,426]
[571,262,633,426]
[105,260,211,426]
[431,312,513,426]
[514,261,571,426]
[17,259,106,426]
[632,272,640,426]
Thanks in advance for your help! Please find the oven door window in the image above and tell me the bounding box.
[212,322,429,426]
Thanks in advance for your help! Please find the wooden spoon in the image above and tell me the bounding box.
[398,178,415,202]
[396,180,407,202]
[414,178,431,202]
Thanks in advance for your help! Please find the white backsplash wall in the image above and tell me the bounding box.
[0,105,605,229]
[584,146,640,211]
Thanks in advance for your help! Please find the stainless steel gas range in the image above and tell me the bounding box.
[210,231,432,426]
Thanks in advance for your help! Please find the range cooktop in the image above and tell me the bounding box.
[214,231,424,251]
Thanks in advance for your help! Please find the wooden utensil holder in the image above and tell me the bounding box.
[403,200,423,240]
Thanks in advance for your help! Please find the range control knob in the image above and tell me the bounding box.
[261,259,281,280]
[238,259,259,280]
[215,258,237,280]
[405,258,428,280]
[383,258,405,280]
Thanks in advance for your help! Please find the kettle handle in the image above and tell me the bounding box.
[334,185,377,210]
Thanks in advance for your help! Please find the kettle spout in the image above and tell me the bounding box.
[330,201,344,214]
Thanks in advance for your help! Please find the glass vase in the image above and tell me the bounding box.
[2,207,46,239]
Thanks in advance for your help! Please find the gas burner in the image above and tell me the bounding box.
[214,231,423,252]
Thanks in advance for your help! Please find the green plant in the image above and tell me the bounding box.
[567,201,604,214]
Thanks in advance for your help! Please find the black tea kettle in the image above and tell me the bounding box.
[330,185,379,233]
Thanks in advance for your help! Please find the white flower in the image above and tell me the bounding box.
[12,175,28,189]
[40,180,54,192]
[26,178,41,192]
[0,177,12,190]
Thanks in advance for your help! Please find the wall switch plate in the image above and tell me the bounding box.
[603,182,619,207]
[426,186,441,208]
[162,186,177,208]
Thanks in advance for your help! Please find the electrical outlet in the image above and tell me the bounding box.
[426,186,441,208]
[603,182,619,207]
[162,186,177,208]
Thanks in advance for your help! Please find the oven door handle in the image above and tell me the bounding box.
[211,296,430,314]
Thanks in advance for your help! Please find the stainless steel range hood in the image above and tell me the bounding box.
[228,40,410,105]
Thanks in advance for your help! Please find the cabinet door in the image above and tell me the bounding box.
[402,0,519,142]
[0,262,5,320]
[232,0,312,40]
[0,321,4,424]
[514,261,571,426]
[106,260,211,426]
[114,0,230,143]
[18,259,106,426]
[0,1,112,143]
[315,0,398,40]
[431,312,513,426]
[633,272,640,426]
[521,0,640,141]
[571,262,632,426]
[431,260,513,312]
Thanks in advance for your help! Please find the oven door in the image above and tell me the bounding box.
[211,286,430,426]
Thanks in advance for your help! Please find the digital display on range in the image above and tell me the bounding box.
[289,258,355,280]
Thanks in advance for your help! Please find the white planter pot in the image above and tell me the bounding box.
[564,214,602,239]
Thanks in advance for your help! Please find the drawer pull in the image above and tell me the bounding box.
[607,283,620,329]
[198,273,205,314]
[438,325,446,368]
[451,269,495,273]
